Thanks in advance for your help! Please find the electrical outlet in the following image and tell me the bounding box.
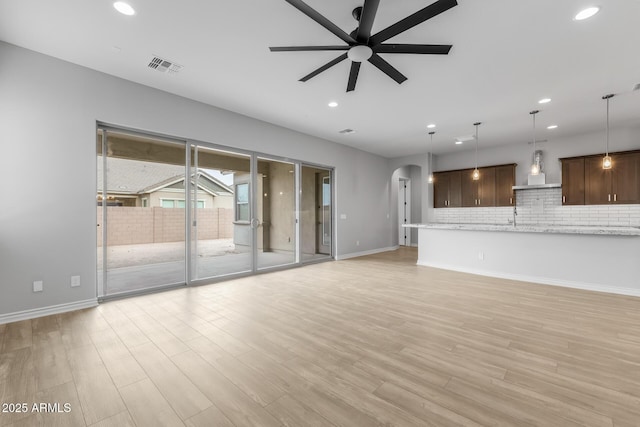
[33,280,43,292]
[478,252,484,260]
[340,214,347,220]
[71,275,81,287]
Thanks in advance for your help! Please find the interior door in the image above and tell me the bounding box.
[398,178,410,246]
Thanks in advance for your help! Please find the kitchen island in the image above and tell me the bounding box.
[404,223,640,297]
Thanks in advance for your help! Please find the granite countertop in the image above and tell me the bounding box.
[403,223,640,236]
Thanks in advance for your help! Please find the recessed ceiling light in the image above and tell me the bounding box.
[538,98,551,104]
[114,2,135,16]
[455,140,463,145]
[547,125,558,129]
[328,101,338,108]
[574,7,599,21]
[427,124,436,129]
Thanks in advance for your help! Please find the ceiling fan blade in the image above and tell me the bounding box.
[374,44,452,54]
[346,62,362,92]
[299,53,348,82]
[284,0,356,45]
[355,0,380,43]
[369,0,458,45]
[368,54,407,84]
[270,46,350,52]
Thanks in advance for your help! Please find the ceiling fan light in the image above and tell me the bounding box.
[347,45,373,62]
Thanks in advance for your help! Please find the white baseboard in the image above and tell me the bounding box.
[418,261,640,298]
[0,298,98,325]
[337,245,400,260]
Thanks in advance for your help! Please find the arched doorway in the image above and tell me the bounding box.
[391,165,422,247]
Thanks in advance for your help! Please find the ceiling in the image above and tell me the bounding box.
[1,0,640,158]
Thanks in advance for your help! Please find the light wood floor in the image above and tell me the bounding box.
[2,247,640,426]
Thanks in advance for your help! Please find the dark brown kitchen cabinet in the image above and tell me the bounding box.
[563,150,640,205]
[585,152,640,205]
[585,156,610,204]
[462,167,496,207]
[433,170,461,207]
[561,157,585,205]
[611,152,640,204]
[495,164,516,206]
[434,164,515,208]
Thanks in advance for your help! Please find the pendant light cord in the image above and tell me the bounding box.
[530,110,539,155]
[532,112,536,153]
[473,122,481,170]
[475,126,478,169]
[605,96,610,156]
[601,94,614,169]
[428,131,435,176]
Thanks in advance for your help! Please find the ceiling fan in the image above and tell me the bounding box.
[270,0,457,92]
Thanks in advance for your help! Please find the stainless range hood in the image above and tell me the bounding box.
[512,183,561,190]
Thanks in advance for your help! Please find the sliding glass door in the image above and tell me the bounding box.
[190,145,253,281]
[97,125,334,299]
[301,165,333,261]
[255,157,297,270]
[97,128,186,297]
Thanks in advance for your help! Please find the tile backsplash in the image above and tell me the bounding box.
[432,187,640,227]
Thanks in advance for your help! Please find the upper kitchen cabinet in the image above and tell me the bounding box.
[565,150,640,205]
[495,164,516,206]
[560,157,585,205]
[610,151,640,204]
[585,156,610,204]
[433,170,462,208]
[434,164,515,208]
[462,167,496,207]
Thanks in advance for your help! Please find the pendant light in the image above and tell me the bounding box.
[472,122,481,180]
[602,93,614,169]
[428,131,435,183]
[530,110,540,175]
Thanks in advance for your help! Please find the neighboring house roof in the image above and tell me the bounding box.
[97,157,233,196]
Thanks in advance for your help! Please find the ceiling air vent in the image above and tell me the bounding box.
[339,128,356,135]
[148,56,183,74]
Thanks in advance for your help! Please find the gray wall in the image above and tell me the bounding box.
[0,42,393,316]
